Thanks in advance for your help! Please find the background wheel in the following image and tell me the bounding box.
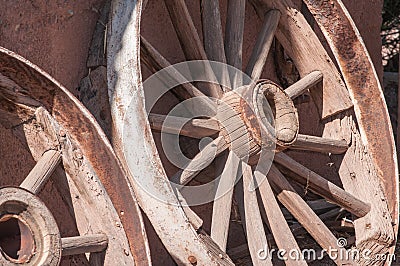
[0,47,151,265]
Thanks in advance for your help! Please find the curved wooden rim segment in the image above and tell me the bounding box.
[255,0,353,119]
[107,0,233,264]
[0,47,152,265]
[303,0,399,240]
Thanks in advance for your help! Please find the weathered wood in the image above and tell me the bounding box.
[87,0,111,68]
[225,0,246,89]
[89,252,106,266]
[256,80,299,145]
[254,168,305,266]
[303,1,398,236]
[163,0,204,61]
[0,73,40,128]
[61,234,108,256]
[398,57,400,168]
[163,0,222,98]
[0,187,62,265]
[285,71,323,99]
[201,0,225,63]
[323,112,396,265]
[140,37,217,115]
[255,0,353,119]
[108,0,233,264]
[246,10,280,81]
[227,218,351,262]
[171,136,227,185]
[201,0,230,91]
[20,149,61,194]
[0,73,42,108]
[241,162,272,266]
[290,134,348,154]
[211,151,240,251]
[148,113,219,139]
[79,66,112,140]
[267,164,350,265]
[29,108,140,265]
[79,1,112,139]
[274,152,370,217]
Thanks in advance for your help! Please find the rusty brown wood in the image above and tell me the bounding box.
[163,0,223,98]
[0,47,152,265]
[302,0,399,235]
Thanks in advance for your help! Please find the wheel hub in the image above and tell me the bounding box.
[216,80,299,160]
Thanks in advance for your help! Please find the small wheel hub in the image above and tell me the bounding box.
[0,187,61,266]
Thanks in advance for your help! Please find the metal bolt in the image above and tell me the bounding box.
[188,255,197,265]
[74,149,83,159]
[59,129,66,137]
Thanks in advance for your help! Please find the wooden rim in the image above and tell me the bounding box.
[0,46,151,265]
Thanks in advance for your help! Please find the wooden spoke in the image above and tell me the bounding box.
[201,0,225,63]
[61,234,108,256]
[281,199,337,220]
[245,10,280,81]
[274,153,370,217]
[225,0,245,89]
[211,151,240,251]
[141,37,217,114]
[86,1,110,68]
[141,36,204,99]
[20,149,62,194]
[175,190,204,230]
[171,136,228,185]
[163,0,222,98]
[241,162,272,266]
[163,0,206,61]
[290,134,348,154]
[258,0,353,118]
[201,0,230,91]
[148,113,220,139]
[254,169,305,266]
[285,71,323,99]
[267,165,351,265]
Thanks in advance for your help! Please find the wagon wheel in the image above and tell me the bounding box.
[0,48,151,265]
[107,0,398,265]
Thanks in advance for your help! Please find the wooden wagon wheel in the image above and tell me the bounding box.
[0,48,151,265]
[106,0,398,265]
